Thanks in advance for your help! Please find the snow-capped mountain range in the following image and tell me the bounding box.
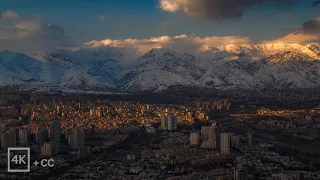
[1,42,320,93]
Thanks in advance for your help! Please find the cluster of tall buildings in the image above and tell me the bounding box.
[161,115,178,131]
[90,108,103,117]
[1,128,32,150]
[0,117,90,157]
[18,129,28,144]
[220,133,230,154]
[234,168,248,180]
[190,132,201,146]
[36,128,49,145]
[201,126,217,149]
[190,123,254,156]
[41,142,59,156]
[190,125,219,149]
[49,120,61,143]
[230,135,240,148]
[68,126,88,155]
[189,124,231,155]
[0,130,16,149]
[195,99,231,111]
[41,120,61,156]
[39,120,89,156]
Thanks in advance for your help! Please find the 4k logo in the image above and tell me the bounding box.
[8,147,30,172]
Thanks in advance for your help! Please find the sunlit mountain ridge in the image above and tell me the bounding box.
[1,42,320,93]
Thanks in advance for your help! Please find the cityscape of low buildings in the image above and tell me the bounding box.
[0,88,320,179]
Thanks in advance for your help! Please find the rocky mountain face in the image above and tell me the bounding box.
[1,43,320,93]
[118,48,203,91]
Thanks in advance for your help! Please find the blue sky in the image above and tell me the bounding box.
[1,0,318,42]
[0,0,319,53]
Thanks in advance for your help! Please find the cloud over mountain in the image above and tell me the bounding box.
[83,34,252,55]
[303,17,320,35]
[266,17,320,44]
[0,10,74,53]
[0,10,20,19]
[1,9,318,56]
[159,0,298,20]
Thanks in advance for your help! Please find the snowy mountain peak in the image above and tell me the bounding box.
[255,42,303,50]
[302,43,320,60]
[145,47,180,57]
[30,51,74,68]
[264,51,312,63]
[2,42,320,92]
[223,44,248,56]
[305,43,320,49]
[0,50,33,64]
